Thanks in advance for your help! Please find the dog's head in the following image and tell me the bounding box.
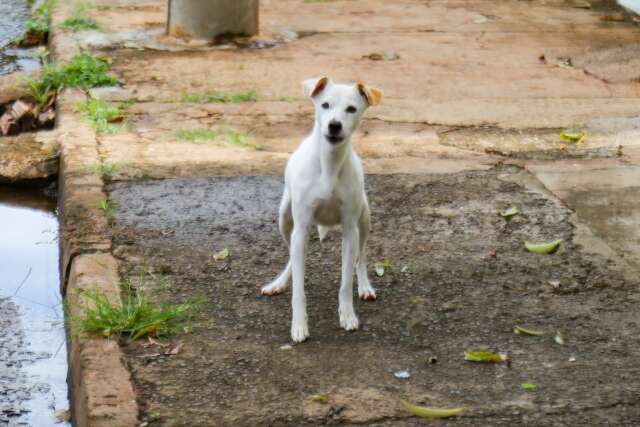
[303,77,382,145]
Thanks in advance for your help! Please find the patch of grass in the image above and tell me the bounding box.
[13,0,54,46]
[24,53,118,106]
[60,53,118,88]
[173,127,259,149]
[180,89,258,104]
[70,277,192,340]
[76,98,126,133]
[96,197,116,223]
[92,162,119,178]
[61,16,98,31]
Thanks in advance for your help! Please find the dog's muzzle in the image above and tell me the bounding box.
[326,135,344,144]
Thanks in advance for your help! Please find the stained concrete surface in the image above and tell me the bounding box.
[110,169,640,426]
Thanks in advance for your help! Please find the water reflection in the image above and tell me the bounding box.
[0,185,70,426]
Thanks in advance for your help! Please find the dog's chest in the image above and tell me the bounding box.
[312,194,342,226]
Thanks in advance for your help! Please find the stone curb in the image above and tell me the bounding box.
[50,4,140,426]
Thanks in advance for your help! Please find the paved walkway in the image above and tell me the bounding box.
[50,0,640,425]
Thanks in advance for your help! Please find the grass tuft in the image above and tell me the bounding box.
[70,277,192,340]
[60,53,118,88]
[76,98,126,133]
[92,162,119,178]
[173,127,259,149]
[61,16,98,31]
[96,197,116,223]
[180,90,258,104]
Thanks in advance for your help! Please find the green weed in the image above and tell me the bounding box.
[96,197,116,223]
[24,53,117,106]
[61,16,98,31]
[92,162,119,178]
[173,127,258,149]
[70,277,192,340]
[76,98,126,133]
[180,89,258,104]
[59,53,118,88]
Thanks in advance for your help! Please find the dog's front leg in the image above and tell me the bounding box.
[339,223,359,331]
[290,221,310,342]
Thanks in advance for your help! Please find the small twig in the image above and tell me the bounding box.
[13,267,32,296]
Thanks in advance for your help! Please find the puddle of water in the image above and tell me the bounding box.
[0,185,70,426]
[0,0,40,76]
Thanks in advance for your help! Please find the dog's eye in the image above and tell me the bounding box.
[321,102,330,109]
[346,105,357,114]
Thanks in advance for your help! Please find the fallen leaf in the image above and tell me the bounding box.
[54,409,71,422]
[569,356,576,362]
[280,344,292,350]
[401,265,411,273]
[213,247,229,261]
[108,114,125,123]
[499,206,519,218]
[164,342,183,355]
[400,400,464,419]
[600,13,625,21]
[514,325,544,336]
[363,52,383,61]
[374,259,392,277]
[464,351,506,363]
[554,331,565,345]
[394,369,411,379]
[418,243,430,253]
[132,322,162,340]
[311,393,329,403]
[524,239,561,254]
[147,336,169,347]
[521,382,537,390]
[560,130,587,143]
[548,280,561,289]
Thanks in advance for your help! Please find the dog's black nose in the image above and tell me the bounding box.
[328,120,342,135]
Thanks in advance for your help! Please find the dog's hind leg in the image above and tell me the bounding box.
[356,200,376,301]
[261,189,293,296]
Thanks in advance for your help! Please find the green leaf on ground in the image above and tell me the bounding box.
[311,394,329,403]
[514,325,544,336]
[374,259,392,277]
[464,351,506,363]
[400,400,464,419]
[499,206,519,218]
[521,382,537,390]
[560,130,586,143]
[213,248,229,261]
[525,239,562,254]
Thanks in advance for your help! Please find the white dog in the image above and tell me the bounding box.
[261,77,382,342]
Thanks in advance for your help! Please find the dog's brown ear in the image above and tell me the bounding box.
[303,76,329,98]
[357,83,383,106]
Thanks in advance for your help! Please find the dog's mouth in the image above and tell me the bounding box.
[325,135,344,144]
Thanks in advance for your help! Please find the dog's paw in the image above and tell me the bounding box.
[358,285,377,301]
[261,282,286,296]
[339,309,359,331]
[291,321,310,343]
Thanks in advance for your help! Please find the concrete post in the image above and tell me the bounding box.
[167,0,259,40]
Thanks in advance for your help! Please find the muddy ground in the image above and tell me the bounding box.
[109,167,640,426]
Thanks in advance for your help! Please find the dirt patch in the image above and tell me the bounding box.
[109,167,640,426]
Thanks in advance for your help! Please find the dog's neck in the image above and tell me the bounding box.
[313,125,351,192]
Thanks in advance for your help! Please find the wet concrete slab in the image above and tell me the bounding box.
[109,168,640,426]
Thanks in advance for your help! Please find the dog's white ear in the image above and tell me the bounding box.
[357,83,383,106]
[302,76,329,98]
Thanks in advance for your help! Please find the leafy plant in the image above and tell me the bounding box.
[77,98,126,133]
[180,90,258,104]
[70,278,192,340]
[60,53,118,89]
[96,197,116,223]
